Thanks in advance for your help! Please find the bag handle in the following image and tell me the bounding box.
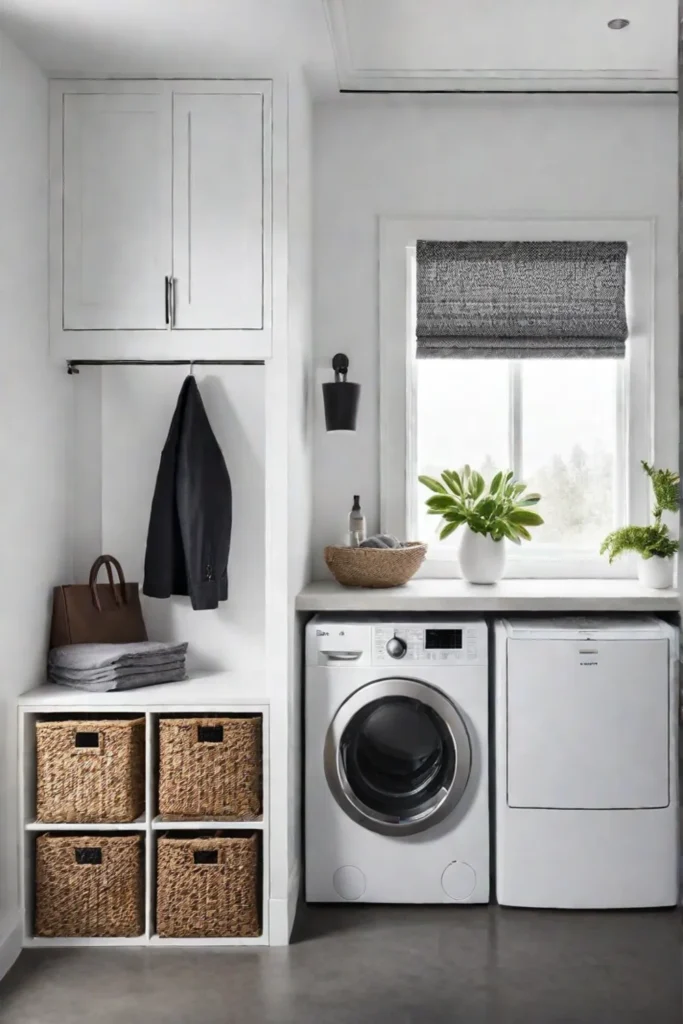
[89,555,129,612]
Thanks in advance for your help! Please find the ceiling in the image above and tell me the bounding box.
[0,0,334,85]
[326,0,679,91]
[0,0,678,93]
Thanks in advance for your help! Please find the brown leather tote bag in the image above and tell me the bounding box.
[50,555,148,648]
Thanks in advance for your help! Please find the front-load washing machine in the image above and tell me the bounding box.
[495,616,679,908]
[305,615,489,903]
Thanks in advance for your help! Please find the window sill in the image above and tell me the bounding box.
[296,578,679,613]
[416,554,636,581]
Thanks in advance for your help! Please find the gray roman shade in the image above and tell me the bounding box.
[416,240,628,358]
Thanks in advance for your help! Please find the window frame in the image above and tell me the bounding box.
[379,217,655,579]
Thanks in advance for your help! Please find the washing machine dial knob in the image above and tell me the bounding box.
[386,636,407,659]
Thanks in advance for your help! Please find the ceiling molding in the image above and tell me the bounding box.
[336,77,678,94]
[324,0,677,93]
[339,83,678,95]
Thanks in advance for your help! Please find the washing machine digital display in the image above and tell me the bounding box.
[425,629,463,650]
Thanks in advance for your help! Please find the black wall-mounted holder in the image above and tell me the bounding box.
[322,353,360,432]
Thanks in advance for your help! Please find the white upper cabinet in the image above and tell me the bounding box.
[50,81,272,360]
[172,88,266,332]
[62,92,172,331]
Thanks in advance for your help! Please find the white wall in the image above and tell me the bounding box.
[312,94,679,577]
[0,30,71,974]
[266,69,314,943]
[71,364,265,674]
[285,69,313,926]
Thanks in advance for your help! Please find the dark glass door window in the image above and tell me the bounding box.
[340,696,456,820]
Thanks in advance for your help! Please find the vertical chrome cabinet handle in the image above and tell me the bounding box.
[164,276,171,326]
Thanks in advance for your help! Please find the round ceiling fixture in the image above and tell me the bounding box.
[607,18,630,29]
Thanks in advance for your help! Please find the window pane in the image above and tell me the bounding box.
[415,360,509,546]
[522,360,619,551]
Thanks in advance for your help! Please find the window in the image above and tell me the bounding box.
[380,219,655,578]
[414,358,623,559]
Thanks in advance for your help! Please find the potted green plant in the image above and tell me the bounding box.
[419,467,543,584]
[600,461,679,589]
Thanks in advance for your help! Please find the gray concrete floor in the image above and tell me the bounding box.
[0,905,681,1023]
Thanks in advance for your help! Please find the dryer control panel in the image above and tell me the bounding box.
[373,624,482,665]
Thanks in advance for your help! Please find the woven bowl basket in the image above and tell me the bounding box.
[324,543,427,588]
[36,717,145,824]
[35,834,143,938]
[156,832,260,938]
[158,717,262,820]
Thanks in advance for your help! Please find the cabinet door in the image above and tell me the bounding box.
[62,92,172,330]
[172,90,266,330]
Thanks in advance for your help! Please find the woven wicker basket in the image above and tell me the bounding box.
[158,717,262,819]
[324,542,427,588]
[35,834,144,937]
[156,832,260,938]
[36,718,145,823]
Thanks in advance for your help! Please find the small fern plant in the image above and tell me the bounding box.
[600,461,680,563]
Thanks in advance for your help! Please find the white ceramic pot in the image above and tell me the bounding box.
[458,526,506,584]
[637,555,674,590]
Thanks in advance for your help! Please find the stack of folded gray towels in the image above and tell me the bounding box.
[48,641,188,692]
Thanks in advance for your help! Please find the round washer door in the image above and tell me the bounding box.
[324,678,472,837]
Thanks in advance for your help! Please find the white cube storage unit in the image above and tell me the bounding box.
[18,677,269,947]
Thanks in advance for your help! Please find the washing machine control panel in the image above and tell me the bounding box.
[373,625,481,665]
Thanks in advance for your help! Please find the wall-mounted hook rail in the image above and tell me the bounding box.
[66,359,265,375]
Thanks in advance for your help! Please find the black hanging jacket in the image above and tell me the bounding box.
[143,376,232,611]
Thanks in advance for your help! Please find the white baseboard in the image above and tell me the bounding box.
[0,911,21,983]
[268,862,301,946]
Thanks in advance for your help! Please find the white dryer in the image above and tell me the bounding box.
[495,616,679,909]
[305,615,489,904]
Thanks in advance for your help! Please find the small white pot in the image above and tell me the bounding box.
[637,554,675,590]
[458,526,506,584]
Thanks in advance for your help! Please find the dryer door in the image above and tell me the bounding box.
[324,678,472,836]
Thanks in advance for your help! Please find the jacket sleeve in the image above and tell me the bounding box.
[176,380,232,611]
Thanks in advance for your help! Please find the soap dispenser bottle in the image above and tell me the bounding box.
[348,495,366,547]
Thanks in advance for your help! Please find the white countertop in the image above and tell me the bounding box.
[296,578,680,613]
[18,672,269,709]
